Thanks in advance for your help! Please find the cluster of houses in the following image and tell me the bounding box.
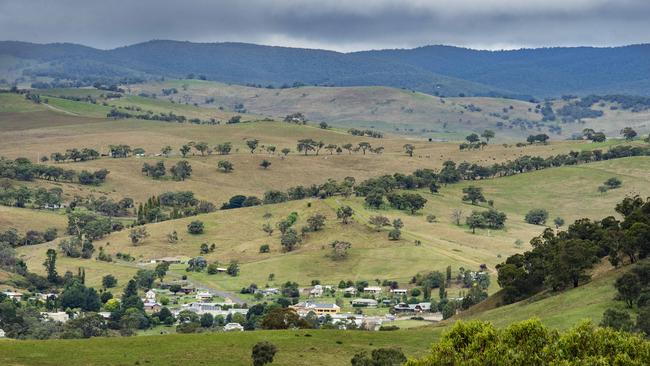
[2,289,60,303]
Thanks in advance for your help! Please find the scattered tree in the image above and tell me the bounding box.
[336,206,354,224]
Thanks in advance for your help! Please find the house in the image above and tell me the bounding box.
[98,312,112,319]
[36,293,57,301]
[309,285,323,297]
[224,323,244,332]
[42,312,70,323]
[256,288,279,296]
[393,302,432,313]
[195,291,213,302]
[143,300,161,313]
[1,291,22,301]
[351,299,378,308]
[363,286,382,294]
[343,287,357,296]
[0,328,5,338]
[291,301,340,315]
[145,290,156,301]
[390,289,408,296]
[180,303,248,318]
[185,302,222,313]
[179,285,195,294]
[151,257,184,264]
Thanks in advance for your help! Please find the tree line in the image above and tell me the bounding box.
[496,196,650,304]
[0,157,109,186]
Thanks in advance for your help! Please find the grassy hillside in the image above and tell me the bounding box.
[16,157,650,299]
[0,206,67,234]
[0,326,442,366]
[1,95,630,207]
[130,80,650,139]
[460,261,632,330]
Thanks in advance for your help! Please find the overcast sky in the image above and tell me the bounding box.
[1,0,649,51]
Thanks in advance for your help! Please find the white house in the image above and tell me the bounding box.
[309,285,323,297]
[0,328,5,338]
[2,291,23,301]
[42,312,70,323]
[256,288,279,296]
[393,302,432,313]
[363,286,382,294]
[145,290,156,301]
[224,323,244,332]
[390,289,408,296]
[195,291,213,302]
[185,302,222,313]
[343,287,357,296]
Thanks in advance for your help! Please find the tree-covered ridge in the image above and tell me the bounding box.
[4,40,650,97]
[497,195,650,304]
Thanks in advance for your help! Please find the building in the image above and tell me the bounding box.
[309,285,323,297]
[0,328,5,338]
[143,300,161,313]
[42,312,70,323]
[36,293,57,301]
[343,287,357,296]
[2,291,22,301]
[291,301,340,315]
[224,323,244,332]
[180,302,248,318]
[256,288,279,296]
[145,290,156,301]
[151,257,184,264]
[185,302,222,313]
[351,299,378,308]
[195,291,213,302]
[363,286,382,294]
[179,285,195,294]
[390,289,408,296]
[393,302,432,313]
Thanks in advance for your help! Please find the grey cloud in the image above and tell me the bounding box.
[0,0,649,51]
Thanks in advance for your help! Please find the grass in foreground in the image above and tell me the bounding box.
[0,327,442,366]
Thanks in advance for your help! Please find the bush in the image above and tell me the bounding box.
[388,228,401,240]
[406,319,650,365]
[252,341,277,366]
[525,208,549,225]
[604,177,622,189]
[600,308,634,332]
[187,220,204,234]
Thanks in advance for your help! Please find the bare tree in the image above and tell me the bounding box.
[451,209,464,226]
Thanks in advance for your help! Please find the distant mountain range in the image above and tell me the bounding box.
[1,40,650,97]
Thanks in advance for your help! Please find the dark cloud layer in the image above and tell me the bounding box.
[1,0,649,51]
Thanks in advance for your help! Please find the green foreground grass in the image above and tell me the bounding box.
[0,327,442,366]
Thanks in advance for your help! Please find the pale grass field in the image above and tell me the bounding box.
[130,79,650,139]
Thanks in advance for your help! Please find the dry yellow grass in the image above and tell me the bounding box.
[0,206,67,233]
[0,108,617,206]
